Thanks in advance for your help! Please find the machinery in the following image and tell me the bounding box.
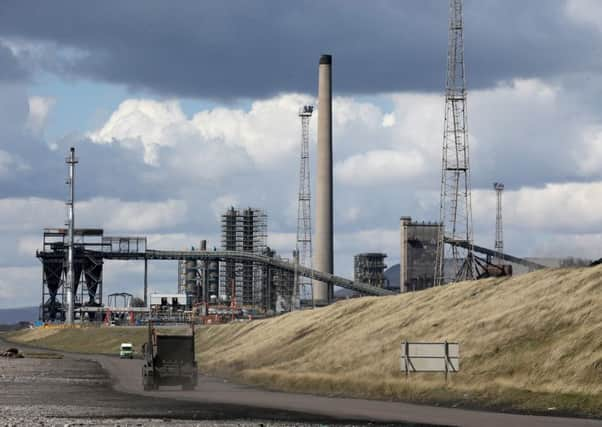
[142,322,198,391]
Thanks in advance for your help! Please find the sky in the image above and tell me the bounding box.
[1,0,602,308]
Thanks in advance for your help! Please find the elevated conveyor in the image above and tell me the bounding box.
[85,249,395,297]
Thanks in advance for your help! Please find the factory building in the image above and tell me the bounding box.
[354,253,388,288]
[399,217,443,292]
[219,207,267,307]
[177,240,210,308]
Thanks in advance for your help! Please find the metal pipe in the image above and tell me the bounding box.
[65,147,77,325]
[144,257,148,307]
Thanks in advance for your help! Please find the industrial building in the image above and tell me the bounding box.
[38,228,105,321]
[219,207,268,307]
[354,253,388,288]
[177,240,220,308]
[399,217,443,292]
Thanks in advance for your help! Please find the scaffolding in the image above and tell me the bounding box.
[219,207,267,308]
[353,253,388,288]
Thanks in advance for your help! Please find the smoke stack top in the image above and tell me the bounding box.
[319,54,332,65]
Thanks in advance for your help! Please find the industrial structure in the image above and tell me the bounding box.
[219,207,268,308]
[177,240,217,308]
[37,143,393,324]
[400,217,442,292]
[295,105,314,306]
[39,228,105,321]
[64,147,77,324]
[434,0,474,286]
[494,182,505,264]
[354,253,388,288]
[314,54,334,305]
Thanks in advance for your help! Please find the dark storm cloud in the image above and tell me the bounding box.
[0,44,28,81]
[0,0,594,99]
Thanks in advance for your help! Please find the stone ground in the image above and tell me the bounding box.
[0,356,400,426]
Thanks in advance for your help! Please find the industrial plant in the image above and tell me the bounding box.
[34,0,551,325]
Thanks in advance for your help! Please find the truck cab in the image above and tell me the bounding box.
[119,342,134,359]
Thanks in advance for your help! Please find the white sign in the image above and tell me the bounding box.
[401,341,460,374]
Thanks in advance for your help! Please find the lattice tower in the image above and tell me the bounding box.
[434,0,475,285]
[295,105,314,306]
[494,182,504,264]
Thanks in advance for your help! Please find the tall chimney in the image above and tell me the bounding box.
[314,54,333,305]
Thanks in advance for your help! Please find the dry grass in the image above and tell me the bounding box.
[5,266,602,416]
[195,266,602,416]
[5,326,148,355]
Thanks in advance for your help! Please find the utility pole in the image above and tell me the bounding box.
[494,182,504,264]
[435,0,474,285]
[296,105,314,309]
[65,147,78,325]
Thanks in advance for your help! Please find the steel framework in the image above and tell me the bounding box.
[494,182,504,264]
[219,207,267,308]
[435,0,474,285]
[295,105,314,306]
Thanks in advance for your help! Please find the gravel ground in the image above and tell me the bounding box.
[0,356,399,426]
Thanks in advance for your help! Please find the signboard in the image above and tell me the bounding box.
[401,341,460,375]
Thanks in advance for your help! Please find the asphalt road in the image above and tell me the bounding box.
[82,352,602,427]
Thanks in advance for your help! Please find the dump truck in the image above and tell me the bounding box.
[142,323,197,391]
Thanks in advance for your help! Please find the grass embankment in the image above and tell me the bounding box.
[5,326,148,354]
[196,266,602,417]
[5,266,602,416]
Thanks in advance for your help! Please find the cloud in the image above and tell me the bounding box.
[473,182,602,234]
[27,96,55,134]
[97,198,188,232]
[0,266,40,305]
[0,1,593,98]
[88,99,185,165]
[89,94,312,172]
[210,194,239,222]
[335,150,425,185]
[0,197,187,234]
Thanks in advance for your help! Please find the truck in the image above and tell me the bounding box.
[142,322,198,391]
[119,342,134,359]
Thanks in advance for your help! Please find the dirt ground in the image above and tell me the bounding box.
[0,353,416,426]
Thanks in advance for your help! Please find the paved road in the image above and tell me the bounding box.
[81,352,602,427]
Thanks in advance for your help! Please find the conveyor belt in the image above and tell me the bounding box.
[84,249,395,297]
[444,239,547,270]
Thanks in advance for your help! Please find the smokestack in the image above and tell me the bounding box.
[314,54,333,305]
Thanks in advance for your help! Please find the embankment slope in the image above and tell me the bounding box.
[197,266,602,415]
[6,266,602,416]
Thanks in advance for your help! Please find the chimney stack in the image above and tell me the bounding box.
[314,54,333,305]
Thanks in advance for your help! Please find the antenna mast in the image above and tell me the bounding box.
[494,182,504,264]
[435,0,474,285]
[295,105,314,308]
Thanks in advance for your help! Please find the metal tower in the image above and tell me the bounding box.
[295,105,314,307]
[494,182,504,264]
[65,147,78,324]
[434,0,474,285]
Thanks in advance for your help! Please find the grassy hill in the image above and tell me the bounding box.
[6,266,602,416]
